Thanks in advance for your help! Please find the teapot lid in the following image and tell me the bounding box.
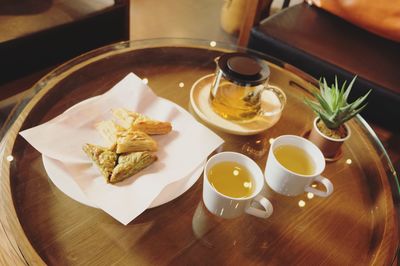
[217,52,270,86]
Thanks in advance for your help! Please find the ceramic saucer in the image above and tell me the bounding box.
[190,74,283,136]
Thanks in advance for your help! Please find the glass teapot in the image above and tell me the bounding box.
[210,52,286,122]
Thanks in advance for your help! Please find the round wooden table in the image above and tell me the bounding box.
[1,39,398,265]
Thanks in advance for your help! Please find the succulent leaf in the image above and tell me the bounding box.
[343,76,356,102]
[304,76,371,130]
[304,99,321,113]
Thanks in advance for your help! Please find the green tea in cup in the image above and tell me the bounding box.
[273,145,315,175]
[265,135,333,197]
[203,151,273,219]
[208,161,254,198]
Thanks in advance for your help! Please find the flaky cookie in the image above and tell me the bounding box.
[133,114,172,135]
[95,120,124,150]
[116,129,157,153]
[83,143,117,182]
[112,108,172,135]
[112,108,139,129]
[109,151,157,184]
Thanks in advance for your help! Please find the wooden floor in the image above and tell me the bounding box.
[131,0,399,177]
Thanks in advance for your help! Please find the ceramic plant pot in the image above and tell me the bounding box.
[308,117,351,159]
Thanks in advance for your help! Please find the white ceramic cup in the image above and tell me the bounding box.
[265,135,334,197]
[203,152,273,219]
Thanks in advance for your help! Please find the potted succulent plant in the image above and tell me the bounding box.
[304,76,370,159]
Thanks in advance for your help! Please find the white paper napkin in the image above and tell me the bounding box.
[20,73,224,225]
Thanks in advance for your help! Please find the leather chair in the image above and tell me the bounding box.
[247,2,400,131]
[0,0,130,87]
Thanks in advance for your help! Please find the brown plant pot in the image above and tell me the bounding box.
[308,118,351,159]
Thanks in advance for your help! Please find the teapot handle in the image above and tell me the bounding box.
[259,85,287,117]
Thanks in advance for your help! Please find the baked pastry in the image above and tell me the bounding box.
[83,143,157,184]
[95,120,124,150]
[112,108,139,129]
[83,143,117,181]
[133,114,172,135]
[84,109,171,184]
[110,151,157,183]
[116,129,157,153]
[112,108,172,135]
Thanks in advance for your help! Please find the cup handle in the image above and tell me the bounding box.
[304,175,334,197]
[245,195,273,219]
[259,86,287,117]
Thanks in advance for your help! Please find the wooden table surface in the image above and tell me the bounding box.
[0,39,398,265]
